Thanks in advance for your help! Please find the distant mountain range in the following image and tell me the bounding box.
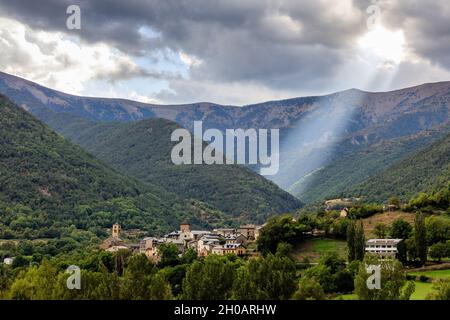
[1,71,450,204]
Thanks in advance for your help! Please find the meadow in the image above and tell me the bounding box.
[291,237,347,263]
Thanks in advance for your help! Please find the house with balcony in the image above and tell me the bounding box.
[365,239,403,260]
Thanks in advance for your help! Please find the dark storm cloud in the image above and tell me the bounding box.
[0,0,156,55]
[0,0,368,88]
[1,0,450,92]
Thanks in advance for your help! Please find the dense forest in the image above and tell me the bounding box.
[299,129,447,203]
[347,131,450,202]
[44,112,302,223]
[0,95,234,250]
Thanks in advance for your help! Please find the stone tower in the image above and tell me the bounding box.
[112,223,121,238]
[180,222,191,233]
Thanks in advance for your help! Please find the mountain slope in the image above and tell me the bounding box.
[45,112,302,223]
[2,71,450,203]
[295,127,450,203]
[0,95,230,241]
[344,130,450,202]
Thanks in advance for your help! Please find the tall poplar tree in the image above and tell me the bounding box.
[355,220,366,261]
[347,220,356,262]
[414,212,427,266]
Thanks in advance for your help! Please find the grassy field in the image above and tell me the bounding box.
[335,267,450,300]
[409,269,450,280]
[337,281,436,300]
[337,293,357,300]
[291,237,347,262]
[406,269,450,299]
[410,281,434,300]
[435,213,450,221]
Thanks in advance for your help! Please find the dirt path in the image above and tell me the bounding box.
[408,263,450,272]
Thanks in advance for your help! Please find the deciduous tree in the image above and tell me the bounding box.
[390,219,412,239]
[373,223,388,238]
[292,277,325,300]
[427,279,450,300]
[355,256,414,300]
[182,255,238,300]
[232,253,297,300]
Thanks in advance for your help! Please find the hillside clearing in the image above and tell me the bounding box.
[291,237,347,263]
[363,211,415,236]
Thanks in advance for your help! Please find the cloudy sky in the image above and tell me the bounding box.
[1,0,450,105]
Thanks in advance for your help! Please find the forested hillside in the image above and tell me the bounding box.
[45,113,302,223]
[298,128,449,203]
[0,95,230,244]
[3,72,450,205]
[345,131,450,202]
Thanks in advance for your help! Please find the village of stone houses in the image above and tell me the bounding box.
[98,200,412,263]
[2,194,450,300]
[0,192,450,300]
[100,222,258,260]
[76,193,448,301]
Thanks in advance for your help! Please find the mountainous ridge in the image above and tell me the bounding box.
[2,71,450,203]
[2,71,450,127]
[297,125,450,203]
[0,94,236,241]
[43,112,302,222]
[343,129,450,203]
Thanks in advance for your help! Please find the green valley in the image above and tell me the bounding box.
[0,95,233,249]
[44,112,302,223]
